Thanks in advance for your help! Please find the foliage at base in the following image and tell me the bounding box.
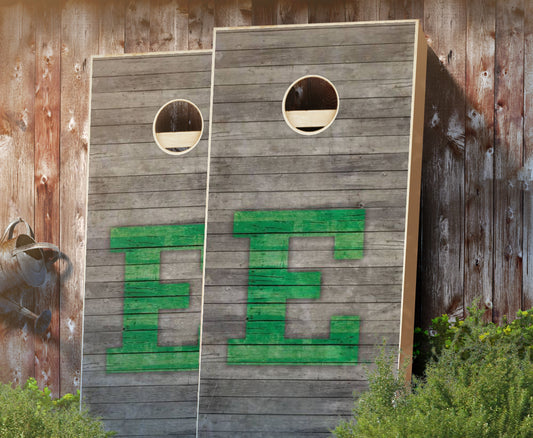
[0,378,114,437]
[333,305,533,438]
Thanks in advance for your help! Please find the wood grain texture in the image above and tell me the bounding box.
[150,0,188,52]
[524,0,533,310]
[98,0,126,55]
[0,0,36,389]
[188,0,214,49]
[465,0,495,317]
[60,0,99,396]
[34,0,61,397]
[200,21,418,436]
[125,0,150,53]
[494,0,524,323]
[420,0,466,325]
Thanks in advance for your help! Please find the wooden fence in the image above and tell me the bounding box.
[0,0,531,398]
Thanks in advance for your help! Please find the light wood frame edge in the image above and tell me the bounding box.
[399,20,427,380]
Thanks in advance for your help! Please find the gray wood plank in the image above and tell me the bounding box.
[92,88,210,110]
[212,79,413,103]
[83,312,201,333]
[213,97,411,123]
[205,266,403,287]
[215,23,415,50]
[215,43,414,68]
[83,385,198,403]
[92,71,211,93]
[90,123,209,145]
[83,294,202,316]
[213,61,414,86]
[88,173,207,194]
[93,53,211,77]
[81,370,199,387]
[88,401,197,420]
[103,418,196,436]
[88,189,207,210]
[91,105,210,126]
[211,118,411,141]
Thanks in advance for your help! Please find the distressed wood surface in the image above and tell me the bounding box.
[199,22,418,436]
[1,0,533,434]
[0,0,35,390]
[34,0,61,397]
[82,50,211,436]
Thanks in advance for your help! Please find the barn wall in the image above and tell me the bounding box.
[0,0,529,397]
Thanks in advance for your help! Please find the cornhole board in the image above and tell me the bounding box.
[81,50,212,437]
[198,20,426,436]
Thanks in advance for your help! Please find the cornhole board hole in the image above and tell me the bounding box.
[198,20,426,436]
[81,50,212,437]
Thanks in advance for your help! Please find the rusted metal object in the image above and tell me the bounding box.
[0,218,60,333]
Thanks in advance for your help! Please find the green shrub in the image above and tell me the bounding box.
[0,378,114,437]
[333,305,533,438]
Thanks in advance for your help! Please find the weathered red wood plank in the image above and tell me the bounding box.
[98,0,126,55]
[494,0,524,322]
[464,0,495,319]
[60,0,99,396]
[252,0,275,25]
[125,0,150,53]
[276,0,308,24]
[188,0,214,49]
[0,0,36,389]
[34,0,61,397]
[308,0,345,23]
[524,0,533,311]
[215,0,252,28]
[150,0,188,52]
[345,0,377,22]
[420,0,466,325]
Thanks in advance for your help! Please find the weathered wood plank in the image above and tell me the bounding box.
[60,0,99,395]
[524,0,533,310]
[345,0,377,21]
[83,384,198,403]
[92,70,211,93]
[34,0,61,397]
[215,61,414,86]
[150,0,188,52]
[216,43,413,69]
[214,0,252,27]
[493,0,524,322]
[0,0,36,389]
[420,0,466,325]
[215,22,414,51]
[465,0,495,315]
[308,0,345,23]
[188,0,214,49]
[98,0,126,55]
[93,52,210,77]
[88,401,197,419]
[91,87,210,110]
[125,0,150,53]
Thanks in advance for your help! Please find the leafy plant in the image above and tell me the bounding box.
[0,378,114,437]
[333,305,533,438]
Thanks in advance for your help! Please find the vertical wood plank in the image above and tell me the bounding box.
[420,0,466,325]
[276,0,308,24]
[214,0,252,28]
[252,0,276,25]
[464,0,495,318]
[188,0,214,49]
[394,0,424,20]
[34,0,61,397]
[150,0,188,52]
[98,0,126,55]
[125,0,150,53]
[494,0,524,322]
[345,0,377,22]
[0,0,35,389]
[308,0,345,23]
[60,0,99,396]
[524,0,533,311]
[378,0,395,21]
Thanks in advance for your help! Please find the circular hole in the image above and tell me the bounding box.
[153,99,204,155]
[282,75,339,135]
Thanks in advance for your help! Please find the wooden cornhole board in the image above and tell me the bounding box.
[82,50,212,437]
[198,20,426,436]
